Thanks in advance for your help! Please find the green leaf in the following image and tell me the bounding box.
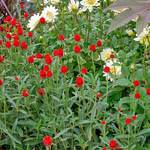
[115,78,131,87]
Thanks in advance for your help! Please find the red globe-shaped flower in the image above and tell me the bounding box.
[75,76,84,87]
[43,135,53,146]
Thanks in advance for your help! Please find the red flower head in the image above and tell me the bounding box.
[0,40,3,46]
[134,92,141,99]
[4,16,11,23]
[21,89,29,97]
[21,41,28,50]
[101,120,107,125]
[81,67,88,75]
[89,44,96,52]
[24,12,29,19]
[37,88,45,96]
[5,41,11,48]
[0,55,4,63]
[58,34,65,41]
[0,79,3,86]
[43,135,53,146]
[45,54,53,65]
[74,45,81,53]
[102,147,107,150]
[39,17,46,24]
[6,33,12,39]
[15,76,20,81]
[10,18,17,26]
[97,39,102,47]
[40,70,47,79]
[125,117,131,125]
[13,34,19,40]
[133,80,140,87]
[109,139,117,149]
[60,65,68,74]
[75,76,84,87]
[96,92,102,99]
[17,27,23,36]
[47,70,53,78]
[28,32,33,38]
[103,66,110,73]
[132,115,137,121]
[146,88,150,96]
[43,65,49,71]
[36,53,43,59]
[27,56,34,64]
[20,2,24,9]
[13,40,20,47]
[74,34,81,42]
[53,48,64,58]
[0,26,4,32]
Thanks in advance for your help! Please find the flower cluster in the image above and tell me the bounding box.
[100,48,122,81]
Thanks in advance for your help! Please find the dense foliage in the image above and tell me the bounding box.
[0,0,150,150]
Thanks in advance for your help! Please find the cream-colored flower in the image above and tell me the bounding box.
[113,8,127,16]
[80,0,100,12]
[41,6,58,23]
[134,27,150,46]
[68,0,79,12]
[103,59,122,81]
[126,29,134,36]
[100,48,114,62]
[27,13,40,31]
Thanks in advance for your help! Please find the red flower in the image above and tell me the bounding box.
[134,92,141,99]
[4,16,11,23]
[43,135,53,146]
[39,17,46,24]
[74,45,81,53]
[28,32,33,38]
[96,92,102,99]
[146,88,150,96]
[75,76,84,87]
[21,41,28,50]
[37,88,45,96]
[110,53,115,59]
[58,34,65,41]
[43,65,49,71]
[24,12,28,19]
[27,56,34,64]
[21,89,29,97]
[81,67,88,75]
[20,2,24,9]
[47,70,53,78]
[13,40,20,47]
[102,147,107,150]
[103,66,110,73]
[6,33,12,39]
[101,120,107,125]
[97,39,102,47]
[74,34,81,42]
[0,79,3,86]
[60,65,68,74]
[35,53,43,59]
[133,80,140,87]
[109,139,117,149]
[0,40,3,45]
[0,26,4,31]
[40,70,47,79]
[125,117,131,125]
[45,54,53,65]
[5,41,11,48]
[17,27,23,35]
[53,48,64,58]
[10,18,17,26]
[13,34,19,40]
[132,115,137,121]
[15,76,20,81]
[89,44,96,52]
[0,55,4,63]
